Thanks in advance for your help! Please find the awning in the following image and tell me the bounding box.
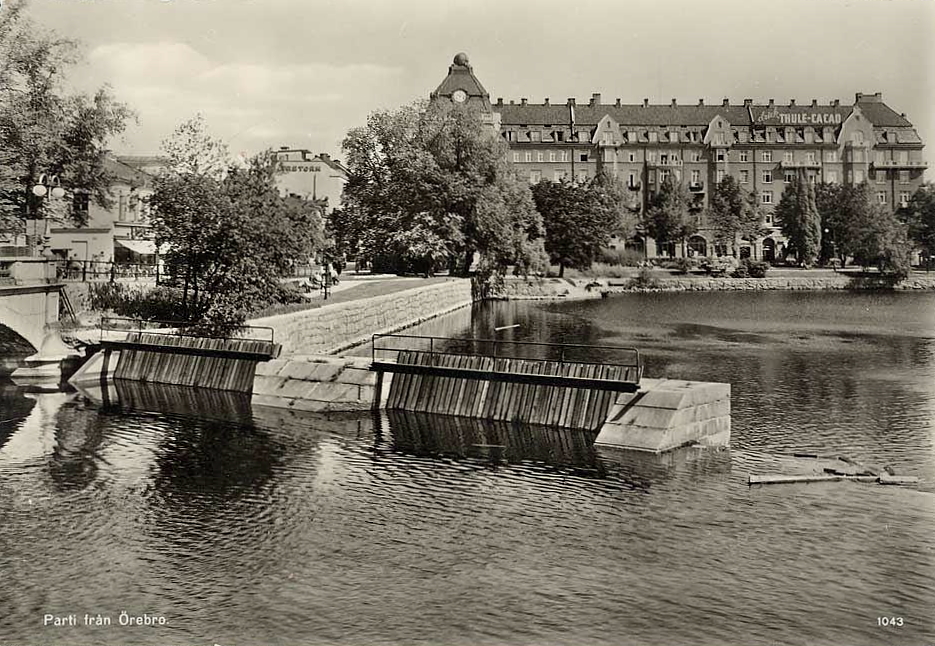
[115,239,158,255]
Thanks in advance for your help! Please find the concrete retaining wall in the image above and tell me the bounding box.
[604,274,935,293]
[251,355,392,413]
[595,378,731,452]
[249,279,473,356]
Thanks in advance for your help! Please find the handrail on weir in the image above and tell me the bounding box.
[371,333,643,381]
[100,316,276,344]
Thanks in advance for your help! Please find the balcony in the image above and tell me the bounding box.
[647,159,684,167]
[689,181,705,192]
[872,159,928,169]
[627,182,641,191]
[780,159,821,168]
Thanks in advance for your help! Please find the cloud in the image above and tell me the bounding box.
[82,41,407,154]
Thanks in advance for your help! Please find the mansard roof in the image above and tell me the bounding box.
[497,96,917,132]
[497,102,751,126]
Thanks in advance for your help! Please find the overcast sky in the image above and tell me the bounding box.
[19,0,935,160]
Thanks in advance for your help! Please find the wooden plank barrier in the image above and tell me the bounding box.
[383,350,635,430]
[110,332,278,393]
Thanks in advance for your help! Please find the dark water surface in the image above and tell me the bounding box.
[1,291,933,646]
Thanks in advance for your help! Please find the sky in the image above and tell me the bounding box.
[15,0,935,161]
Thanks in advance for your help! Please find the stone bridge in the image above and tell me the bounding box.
[0,283,64,352]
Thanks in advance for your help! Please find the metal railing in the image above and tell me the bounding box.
[57,260,158,282]
[100,316,275,344]
[372,333,642,380]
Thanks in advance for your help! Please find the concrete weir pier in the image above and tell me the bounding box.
[595,379,731,453]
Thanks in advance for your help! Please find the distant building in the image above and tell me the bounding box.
[270,148,348,214]
[431,53,927,260]
[48,156,157,263]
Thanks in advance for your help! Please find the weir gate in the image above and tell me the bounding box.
[73,323,729,452]
[370,334,642,431]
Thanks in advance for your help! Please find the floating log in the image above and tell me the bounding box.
[749,473,920,486]
[749,474,879,485]
[878,474,921,485]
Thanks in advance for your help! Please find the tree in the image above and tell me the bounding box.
[643,174,696,256]
[338,100,547,278]
[531,171,633,277]
[151,122,325,334]
[846,195,911,278]
[0,3,133,229]
[903,183,935,269]
[775,170,822,267]
[708,175,767,257]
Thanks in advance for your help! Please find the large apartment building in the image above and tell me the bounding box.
[432,53,927,260]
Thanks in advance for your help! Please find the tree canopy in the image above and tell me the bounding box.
[151,117,325,334]
[0,1,133,229]
[643,174,696,255]
[903,182,935,268]
[531,170,636,276]
[338,100,547,278]
[707,175,766,256]
[775,170,822,267]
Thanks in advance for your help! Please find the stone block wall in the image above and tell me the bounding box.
[249,279,473,357]
[595,378,731,452]
[251,355,393,413]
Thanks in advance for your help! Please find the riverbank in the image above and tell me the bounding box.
[492,270,935,299]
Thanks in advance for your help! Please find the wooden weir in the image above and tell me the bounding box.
[99,318,279,393]
[373,334,642,431]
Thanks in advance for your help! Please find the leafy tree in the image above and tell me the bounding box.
[531,171,633,277]
[903,182,935,269]
[775,170,822,267]
[161,113,230,179]
[0,3,133,229]
[846,195,911,278]
[643,174,696,256]
[708,175,767,257]
[151,123,324,334]
[339,100,547,278]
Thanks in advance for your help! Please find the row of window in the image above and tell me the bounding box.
[515,147,925,166]
[514,151,591,163]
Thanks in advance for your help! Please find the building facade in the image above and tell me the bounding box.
[270,148,348,214]
[433,54,927,260]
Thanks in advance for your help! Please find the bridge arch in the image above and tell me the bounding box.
[0,284,64,353]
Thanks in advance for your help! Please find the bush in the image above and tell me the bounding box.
[731,258,770,278]
[670,257,695,274]
[627,266,660,289]
[598,247,645,267]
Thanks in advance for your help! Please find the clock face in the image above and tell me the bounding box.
[452,90,467,103]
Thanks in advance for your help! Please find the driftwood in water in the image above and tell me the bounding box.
[749,473,920,486]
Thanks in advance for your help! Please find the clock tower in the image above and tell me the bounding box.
[430,53,498,126]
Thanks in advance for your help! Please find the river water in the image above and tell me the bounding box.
[1,291,933,646]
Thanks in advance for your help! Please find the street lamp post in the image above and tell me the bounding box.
[31,174,66,258]
[823,227,837,272]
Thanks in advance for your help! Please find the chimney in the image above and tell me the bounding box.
[855,92,863,102]
[521,98,527,106]
[743,98,752,107]
[496,97,503,106]
[509,100,515,105]
[615,98,621,107]
[643,98,649,108]
[320,153,330,160]
[901,112,907,118]
[768,99,775,107]
[671,98,677,107]
[567,98,576,106]
[722,98,729,106]
[832,99,840,107]
[590,93,601,106]
[789,99,796,107]
[544,98,549,106]
[811,99,818,107]
[698,99,704,106]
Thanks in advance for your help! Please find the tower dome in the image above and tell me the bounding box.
[453,52,469,66]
